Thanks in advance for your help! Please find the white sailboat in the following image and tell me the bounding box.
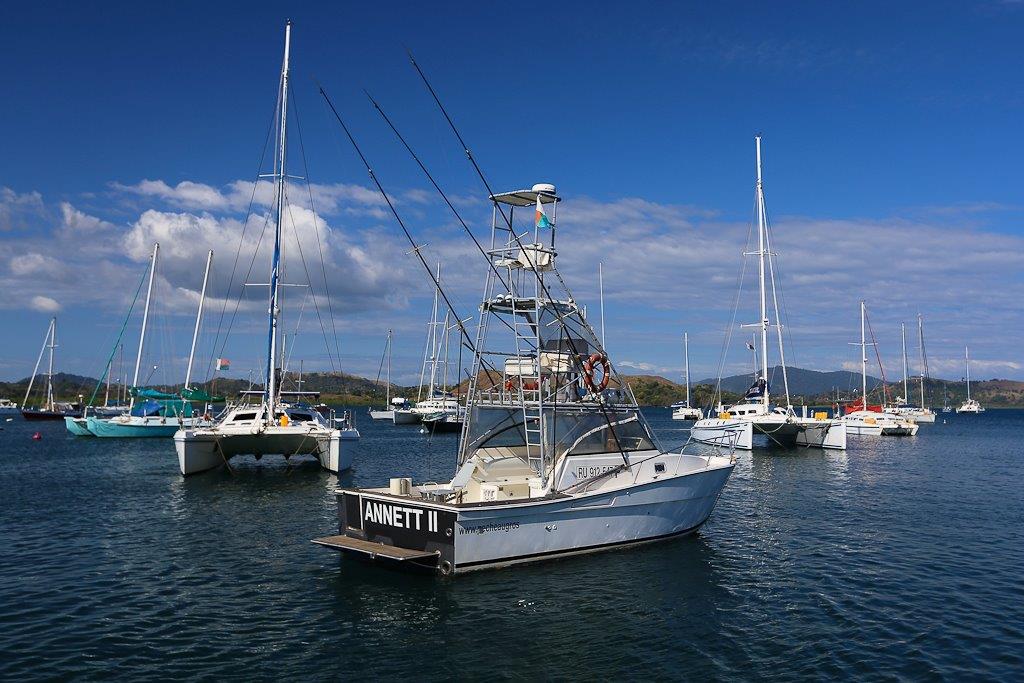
[842,301,918,436]
[368,330,409,420]
[691,137,846,450]
[671,332,702,421]
[174,21,346,475]
[956,346,985,413]
[909,314,936,422]
[405,265,462,425]
[21,318,77,420]
[315,182,734,574]
[884,320,934,424]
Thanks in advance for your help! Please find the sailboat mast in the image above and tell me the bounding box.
[684,331,691,407]
[860,301,868,409]
[131,243,159,409]
[385,329,392,405]
[755,136,770,406]
[185,250,213,390]
[265,20,291,419]
[901,322,908,402]
[965,346,971,401]
[425,262,441,397]
[46,318,56,411]
[918,314,926,407]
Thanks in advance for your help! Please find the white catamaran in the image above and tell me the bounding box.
[956,346,985,413]
[691,137,846,451]
[174,21,346,475]
[315,183,734,574]
[671,332,702,421]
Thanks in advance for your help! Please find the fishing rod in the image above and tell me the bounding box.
[318,83,508,386]
[406,50,635,472]
[364,90,510,294]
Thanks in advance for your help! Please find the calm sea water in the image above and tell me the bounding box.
[1,409,1022,680]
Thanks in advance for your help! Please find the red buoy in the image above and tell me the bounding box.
[32,432,42,441]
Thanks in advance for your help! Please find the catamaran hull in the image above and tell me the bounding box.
[174,429,347,475]
[86,416,204,438]
[691,419,752,449]
[671,407,703,422]
[64,417,94,436]
[690,418,845,450]
[324,462,733,574]
[392,411,421,425]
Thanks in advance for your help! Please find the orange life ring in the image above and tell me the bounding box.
[583,353,610,393]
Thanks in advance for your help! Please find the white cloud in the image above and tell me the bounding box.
[30,295,61,312]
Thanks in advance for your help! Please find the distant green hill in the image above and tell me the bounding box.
[3,367,1020,408]
[695,366,882,397]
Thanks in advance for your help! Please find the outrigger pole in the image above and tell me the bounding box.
[405,50,637,470]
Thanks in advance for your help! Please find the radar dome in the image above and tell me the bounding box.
[532,183,556,194]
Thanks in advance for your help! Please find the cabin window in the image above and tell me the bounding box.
[232,412,258,422]
[289,412,314,422]
[553,412,656,457]
[654,463,666,473]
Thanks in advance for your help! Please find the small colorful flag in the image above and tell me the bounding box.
[216,358,231,371]
[535,195,552,229]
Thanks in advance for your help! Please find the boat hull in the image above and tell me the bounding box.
[328,460,733,574]
[64,417,94,436]
[690,417,845,450]
[368,410,393,420]
[671,407,703,421]
[174,427,348,475]
[21,410,67,421]
[392,410,421,425]
[86,415,203,438]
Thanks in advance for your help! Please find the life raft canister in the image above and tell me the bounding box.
[582,353,611,393]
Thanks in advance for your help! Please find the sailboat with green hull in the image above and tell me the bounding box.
[83,245,218,437]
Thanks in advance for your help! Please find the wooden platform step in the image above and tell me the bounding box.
[312,535,440,562]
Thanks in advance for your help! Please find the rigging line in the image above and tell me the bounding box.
[86,264,150,408]
[761,209,790,406]
[405,52,638,464]
[711,194,756,410]
[317,83,508,389]
[204,96,279,383]
[365,90,511,294]
[214,210,274,368]
[865,307,889,404]
[290,87,343,368]
[283,187,339,374]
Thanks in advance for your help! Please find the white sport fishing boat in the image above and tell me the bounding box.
[691,137,845,451]
[174,21,346,476]
[671,332,703,421]
[843,301,918,437]
[315,183,735,574]
[956,346,985,413]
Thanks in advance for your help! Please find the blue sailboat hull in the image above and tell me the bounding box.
[86,416,184,438]
[64,417,95,436]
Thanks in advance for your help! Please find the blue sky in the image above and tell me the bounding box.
[2,0,1022,388]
